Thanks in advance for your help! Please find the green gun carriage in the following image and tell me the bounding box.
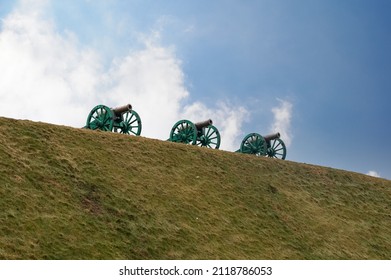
[168,119,221,149]
[236,132,286,159]
[85,104,142,136]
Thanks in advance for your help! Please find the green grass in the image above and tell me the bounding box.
[0,117,390,259]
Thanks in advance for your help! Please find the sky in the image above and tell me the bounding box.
[0,0,390,179]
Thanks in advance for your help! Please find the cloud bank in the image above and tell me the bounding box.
[366,170,380,178]
[270,99,293,147]
[0,1,247,151]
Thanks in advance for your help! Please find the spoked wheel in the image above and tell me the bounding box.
[196,125,221,149]
[86,105,114,131]
[240,133,267,156]
[169,120,197,145]
[266,138,287,159]
[113,110,142,136]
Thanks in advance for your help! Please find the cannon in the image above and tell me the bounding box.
[168,119,221,149]
[85,104,142,136]
[236,132,286,159]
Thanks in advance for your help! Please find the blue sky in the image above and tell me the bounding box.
[1,0,390,179]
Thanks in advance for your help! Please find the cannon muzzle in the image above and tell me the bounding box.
[112,104,132,116]
[264,132,280,142]
[195,119,213,130]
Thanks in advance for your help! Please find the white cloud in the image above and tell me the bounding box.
[366,170,380,178]
[0,1,247,151]
[270,99,293,147]
[0,1,101,125]
[103,41,191,140]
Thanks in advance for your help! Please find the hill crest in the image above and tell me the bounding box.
[0,117,390,259]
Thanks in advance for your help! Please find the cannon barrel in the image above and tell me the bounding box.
[112,104,132,116]
[195,119,213,130]
[264,132,280,142]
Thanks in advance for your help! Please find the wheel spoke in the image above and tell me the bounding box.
[271,139,277,149]
[129,118,138,125]
[206,127,214,138]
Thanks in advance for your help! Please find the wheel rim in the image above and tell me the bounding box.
[266,138,286,159]
[169,120,197,145]
[86,105,114,131]
[240,133,267,156]
[196,125,221,149]
[113,110,142,136]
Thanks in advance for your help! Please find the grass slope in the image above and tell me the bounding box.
[0,117,390,259]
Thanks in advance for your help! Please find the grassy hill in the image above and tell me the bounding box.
[0,116,390,259]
